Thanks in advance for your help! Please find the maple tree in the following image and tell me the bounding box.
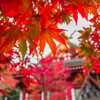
[0,0,100,100]
[22,57,72,100]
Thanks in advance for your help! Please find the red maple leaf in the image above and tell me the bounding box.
[51,0,65,7]
[93,59,100,73]
[63,1,91,24]
[0,0,21,16]
[35,4,66,55]
[0,89,8,96]
[0,0,32,16]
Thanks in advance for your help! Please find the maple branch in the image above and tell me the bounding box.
[76,75,100,100]
[76,77,87,100]
[89,75,100,89]
[70,30,76,38]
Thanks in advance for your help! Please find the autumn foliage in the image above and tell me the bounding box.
[0,0,99,57]
[0,0,100,99]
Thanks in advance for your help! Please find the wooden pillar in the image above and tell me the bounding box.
[47,91,50,100]
[23,92,26,100]
[71,88,75,100]
[65,90,68,100]
[26,93,28,100]
[19,91,22,100]
[41,91,44,100]
[19,91,27,100]
[4,97,7,100]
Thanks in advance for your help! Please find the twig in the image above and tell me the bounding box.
[76,77,87,100]
[70,30,76,38]
[76,75,100,100]
[89,75,100,89]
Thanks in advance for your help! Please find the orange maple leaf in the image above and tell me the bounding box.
[35,26,66,56]
[74,74,83,83]
[34,4,66,55]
